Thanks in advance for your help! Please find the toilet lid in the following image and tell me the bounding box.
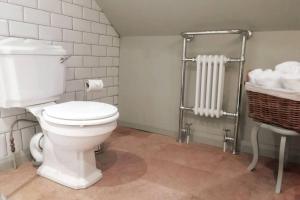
[43,101,118,121]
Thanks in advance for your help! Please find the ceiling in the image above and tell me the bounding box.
[97,0,300,36]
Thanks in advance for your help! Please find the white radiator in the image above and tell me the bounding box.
[194,55,227,118]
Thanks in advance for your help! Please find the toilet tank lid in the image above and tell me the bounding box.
[0,38,66,55]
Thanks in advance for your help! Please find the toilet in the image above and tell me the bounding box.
[0,38,119,189]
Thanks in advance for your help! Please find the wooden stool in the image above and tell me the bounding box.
[247,123,299,193]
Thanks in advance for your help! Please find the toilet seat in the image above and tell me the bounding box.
[42,101,119,126]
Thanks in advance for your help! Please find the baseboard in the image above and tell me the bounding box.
[119,121,224,147]
[119,121,177,137]
[118,121,300,164]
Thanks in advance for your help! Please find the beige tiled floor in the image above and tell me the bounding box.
[1,127,300,200]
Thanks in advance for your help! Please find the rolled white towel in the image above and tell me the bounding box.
[248,68,263,84]
[275,61,300,74]
[255,69,282,89]
[281,74,300,92]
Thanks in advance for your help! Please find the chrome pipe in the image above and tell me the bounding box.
[223,112,238,118]
[180,106,237,117]
[182,58,244,63]
[178,38,188,143]
[9,119,38,169]
[182,29,252,39]
[232,34,248,155]
[180,106,194,111]
[183,58,197,62]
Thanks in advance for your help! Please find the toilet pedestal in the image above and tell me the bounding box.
[38,135,102,189]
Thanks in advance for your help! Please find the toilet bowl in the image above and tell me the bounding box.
[28,101,119,189]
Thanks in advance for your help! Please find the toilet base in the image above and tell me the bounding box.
[38,134,105,190]
[38,165,102,189]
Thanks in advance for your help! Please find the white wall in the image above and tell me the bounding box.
[119,31,300,161]
[0,0,119,166]
[99,0,300,35]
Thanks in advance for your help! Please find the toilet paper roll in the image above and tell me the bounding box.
[85,79,104,92]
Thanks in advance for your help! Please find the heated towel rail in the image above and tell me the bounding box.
[178,29,252,154]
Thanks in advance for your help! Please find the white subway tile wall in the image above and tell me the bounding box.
[0,0,119,162]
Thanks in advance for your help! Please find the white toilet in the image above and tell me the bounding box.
[0,38,119,189]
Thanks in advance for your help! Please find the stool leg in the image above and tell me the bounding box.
[275,136,287,194]
[248,125,260,171]
[284,138,289,167]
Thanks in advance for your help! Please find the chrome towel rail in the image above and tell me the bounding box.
[182,29,252,38]
[178,29,252,154]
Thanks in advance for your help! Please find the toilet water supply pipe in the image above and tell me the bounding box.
[9,119,40,169]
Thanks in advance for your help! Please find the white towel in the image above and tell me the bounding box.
[275,61,300,91]
[248,68,263,84]
[275,61,300,74]
[281,74,300,92]
[249,69,282,89]
[249,61,300,91]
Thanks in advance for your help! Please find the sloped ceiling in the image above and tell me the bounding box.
[97,0,300,36]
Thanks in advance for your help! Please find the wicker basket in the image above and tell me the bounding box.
[245,83,300,132]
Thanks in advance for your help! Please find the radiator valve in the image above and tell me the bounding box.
[223,128,234,152]
[185,123,192,144]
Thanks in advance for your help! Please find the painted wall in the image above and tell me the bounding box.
[119,31,300,160]
[0,0,119,167]
[98,0,300,36]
